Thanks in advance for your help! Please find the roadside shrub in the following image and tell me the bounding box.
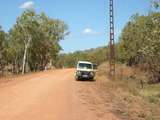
[118,12,160,83]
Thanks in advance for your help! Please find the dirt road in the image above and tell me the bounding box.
[0,69,119,120]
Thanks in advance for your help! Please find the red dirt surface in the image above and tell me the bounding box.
[0,69,119,120]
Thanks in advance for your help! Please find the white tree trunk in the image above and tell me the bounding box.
[22,37,31,75]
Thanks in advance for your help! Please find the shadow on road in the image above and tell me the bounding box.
[76,78,96,82]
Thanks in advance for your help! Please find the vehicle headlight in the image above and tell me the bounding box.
[77,71,81,75]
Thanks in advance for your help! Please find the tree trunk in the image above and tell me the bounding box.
[22,37,31,75]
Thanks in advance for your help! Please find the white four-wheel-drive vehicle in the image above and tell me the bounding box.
[75,61,96,80]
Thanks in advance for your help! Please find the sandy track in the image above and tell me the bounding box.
[0,69,119,120]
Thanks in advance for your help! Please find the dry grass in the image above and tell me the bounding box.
[96,62,160,120]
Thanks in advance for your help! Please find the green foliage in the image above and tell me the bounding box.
[151,0,160,9]
[1,10,68,74]
[0,26,6,72]
[118,12,160,83]
[55,46,108,68]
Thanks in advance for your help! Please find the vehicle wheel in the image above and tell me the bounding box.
[75,76,79,81]
[90,77,95,81]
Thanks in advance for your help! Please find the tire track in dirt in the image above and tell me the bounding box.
[72,78,120,120]
[0,69,120,120]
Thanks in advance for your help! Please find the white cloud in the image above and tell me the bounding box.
[19,1,34,10]
[82,28,102,36]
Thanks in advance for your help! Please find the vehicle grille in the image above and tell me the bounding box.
[81,71,90,75]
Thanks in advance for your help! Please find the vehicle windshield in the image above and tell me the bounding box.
[78,63,92,69]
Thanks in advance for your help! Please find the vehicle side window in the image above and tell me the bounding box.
[93,64,97,69]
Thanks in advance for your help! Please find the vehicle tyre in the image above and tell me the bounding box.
[75,76,79,81]
[90,77,95,81]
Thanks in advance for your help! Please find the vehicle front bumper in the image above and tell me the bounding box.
[76,71,95,79]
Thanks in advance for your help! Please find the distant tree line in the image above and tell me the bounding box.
[55,46,108,68]
[0,10,68,74]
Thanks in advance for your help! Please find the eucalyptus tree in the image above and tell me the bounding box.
[0,26,6,72]
[8,10,69,74]
[28,12,69,71]
[9,10,39,74]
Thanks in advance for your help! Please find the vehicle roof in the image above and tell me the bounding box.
[78,61,92,64]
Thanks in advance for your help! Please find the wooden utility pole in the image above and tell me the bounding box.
[109,0,115,76]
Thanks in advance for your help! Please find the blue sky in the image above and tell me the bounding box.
[0,0,156,53]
